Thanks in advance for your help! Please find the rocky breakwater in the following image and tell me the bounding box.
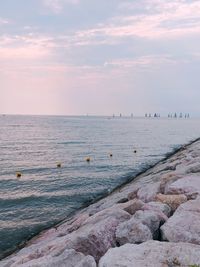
[2,139,200,266]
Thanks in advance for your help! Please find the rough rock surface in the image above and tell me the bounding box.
[155,193,187,211]
[133,210,166,236]
[186,162,200,173]
[116,209,166,245]
[0,208,130,265]
[137,182,161,202]
[114,199,144,215]
[116,219,152,245]
[127,188,139,200]
[142,201,171,217]
[161,198,200,244]
[0,249,96,267]
[159,173,182,194]
[99,240,200,267]
[165,175,200,198]
[62,208,131,261]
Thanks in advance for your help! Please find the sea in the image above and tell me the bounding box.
[1,115,200,258]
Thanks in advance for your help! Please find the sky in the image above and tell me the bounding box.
[0,0,200,116]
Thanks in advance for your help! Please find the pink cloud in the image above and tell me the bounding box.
[0,46,50,60]
[0,34,56,60]
[68,0,200,43]
[104,55,177,70]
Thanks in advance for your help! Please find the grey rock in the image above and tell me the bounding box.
[142,201,171,217]
[127,188,139,200]
[116,218,152,245]
[114,199,144,215]
[161,198,200,244]
[0,249,96,267]
[159,173,182,194]
[1,208,130,265]
[137,182,161,202]
[99,240,200,267]
[166,175,200,198]
[133,210,166,236]
[63,208,131,261]
[116,209,166,245]
[186,162,200,174]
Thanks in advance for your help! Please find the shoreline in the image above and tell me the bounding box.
[2,137,200,266]
[1,138,197,260]
[0,137,192,260]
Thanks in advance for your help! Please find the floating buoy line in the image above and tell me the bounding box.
[15,150,139,178]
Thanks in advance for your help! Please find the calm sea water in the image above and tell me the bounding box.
[1,115,200,258]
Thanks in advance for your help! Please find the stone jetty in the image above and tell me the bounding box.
[2,139,200,266]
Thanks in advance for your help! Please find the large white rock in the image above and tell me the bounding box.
[99,240,200,267]
[165,175,200,199]
[0,249,96,267]
[161,198,200,244]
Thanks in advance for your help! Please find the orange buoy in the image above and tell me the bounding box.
[86,157,91,162]
[57,163,61,168]
[16,172,22,178]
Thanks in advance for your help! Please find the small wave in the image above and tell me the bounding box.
[144,154,162,157]
[0,190,75,202]
[58,141,86,145]
[0,166,64,177]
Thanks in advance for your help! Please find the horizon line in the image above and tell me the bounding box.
[0,113,197,118]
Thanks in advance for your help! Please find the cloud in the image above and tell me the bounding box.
[0,34,55,60]
[43,0,79,13]
[0,18,9,25]
[65,0,200,45]
[1,0,200,116]
[104,55,176,69]
[0,46,50,60]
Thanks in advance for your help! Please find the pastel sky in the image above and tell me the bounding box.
[1,0,200,116]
